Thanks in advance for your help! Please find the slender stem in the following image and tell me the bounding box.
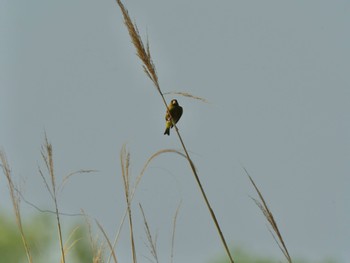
[1,152,33,263]
[44,137,65,263]
[54,198,66,263]
[115,1,234,261]
[159,92,234,263]
[127,204,137,263]
[175,124,234,263]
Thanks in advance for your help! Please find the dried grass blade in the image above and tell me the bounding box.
[108,148,190,263]
[244,168,292,263]
[139,204,159,263]
[38,166,54,200]
[171,201,182,263]
[41,135,66,263]
[59,169,98,192]
[0,151,33,263]
[120,145,137,263]
[96,220,118,263]
[163,91,209,103]
[60,226,82,263]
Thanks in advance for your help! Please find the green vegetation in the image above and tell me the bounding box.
[0,211,31,263]
[213,248,338,263]
[0,211,94,263]
[0,211,338,263]
[0,1,341,263]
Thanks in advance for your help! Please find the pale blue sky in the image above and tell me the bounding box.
[1,1,349,262]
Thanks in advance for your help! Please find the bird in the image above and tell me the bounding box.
[164,99,183,135]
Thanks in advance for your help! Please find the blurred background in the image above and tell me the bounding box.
[1,0,349,262]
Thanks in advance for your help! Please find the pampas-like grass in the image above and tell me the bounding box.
[115,1,235,262]
[244,168,292,263]
[0,151,33,263]
[40,135,66,263]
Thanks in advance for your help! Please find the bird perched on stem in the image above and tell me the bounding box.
[164,99,183,135]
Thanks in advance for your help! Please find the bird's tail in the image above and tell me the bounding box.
[164,127,170,135]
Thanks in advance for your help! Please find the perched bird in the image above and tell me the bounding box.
[164,99,183,135]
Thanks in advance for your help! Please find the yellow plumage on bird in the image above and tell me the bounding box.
[164,99,183,135]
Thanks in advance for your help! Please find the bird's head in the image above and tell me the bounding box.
[171,99,179,105]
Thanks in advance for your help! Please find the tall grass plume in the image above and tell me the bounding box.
[244,168,292,263]
[0,151,33,263]
[115,1,235,261]
[39,135,66,263]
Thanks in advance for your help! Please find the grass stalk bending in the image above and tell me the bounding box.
[115,1,235,262]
